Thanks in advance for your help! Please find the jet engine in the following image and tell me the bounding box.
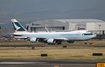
[30,38,37,42]
[47,39,56,44]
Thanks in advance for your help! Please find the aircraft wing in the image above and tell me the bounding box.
[36,37,68,41]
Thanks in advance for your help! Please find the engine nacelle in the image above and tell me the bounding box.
[47,39,56,44]
[30,38,37,42]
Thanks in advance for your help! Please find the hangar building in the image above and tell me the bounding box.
[26,19,105,34]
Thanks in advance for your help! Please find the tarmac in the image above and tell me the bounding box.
[0,59,104,67]
[0,41,105,67]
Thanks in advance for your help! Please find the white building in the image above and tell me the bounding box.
[26,19,105,34]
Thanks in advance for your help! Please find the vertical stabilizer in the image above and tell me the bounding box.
[11,19,27,32]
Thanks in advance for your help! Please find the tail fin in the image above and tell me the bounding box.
[11,19,27,32]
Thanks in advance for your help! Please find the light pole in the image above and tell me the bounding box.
[98,25,101,34]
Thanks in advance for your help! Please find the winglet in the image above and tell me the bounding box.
[45,26,49,32]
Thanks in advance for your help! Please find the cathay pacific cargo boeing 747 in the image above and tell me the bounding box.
[11,19,95,44]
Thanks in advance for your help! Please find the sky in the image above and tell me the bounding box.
[0,0,105,28]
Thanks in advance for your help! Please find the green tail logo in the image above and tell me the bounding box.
[11,19,27,31]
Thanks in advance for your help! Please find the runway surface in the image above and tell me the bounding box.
[0,60,104,67]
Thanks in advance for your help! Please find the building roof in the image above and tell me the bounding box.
[53,19,105,23]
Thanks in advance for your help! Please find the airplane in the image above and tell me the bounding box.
[11,19,95,44]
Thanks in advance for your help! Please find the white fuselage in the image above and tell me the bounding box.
[13,30,95,41]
